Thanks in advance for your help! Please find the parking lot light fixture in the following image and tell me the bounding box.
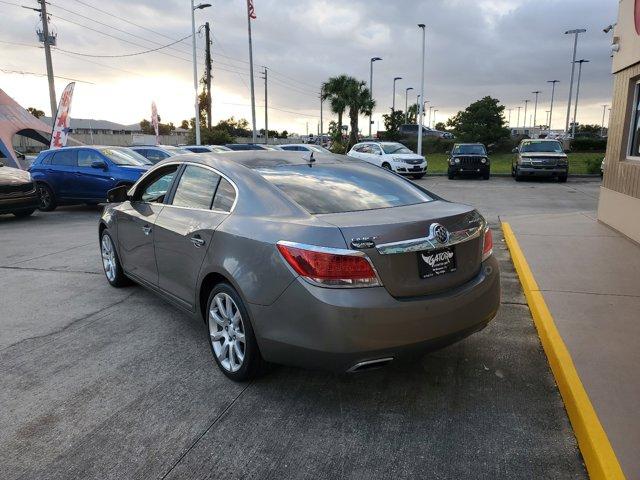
[571,59,589,138]
[417,23,426,155]
[547,80,559,133]
[564,29,587,135]
[523,100,530,129]
[404,87,413,123]
[369,57,382,137]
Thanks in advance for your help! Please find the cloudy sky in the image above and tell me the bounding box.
[0,0,618,134]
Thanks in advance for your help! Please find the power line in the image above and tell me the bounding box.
[48,1,195,59]
[53,33,193,58]
[0,67,94,84]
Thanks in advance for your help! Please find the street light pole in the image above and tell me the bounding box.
[564,28,587,135]
[392,76,402,114]
[516,106,522,128]
[523,100,530,129]
[417,23,426,156]
[369,57,381,138]
[404,87,413,123]
[428,106,433,128]
[532,90,541,134]
[190,1,211,146]
[432,109,438,127]
[547,80,559,133]
[571,59,589,138]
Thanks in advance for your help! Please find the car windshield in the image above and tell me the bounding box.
[101,148,151,166]
[257,163,432,214]
[520,140,563,153]
[381,143,413,154]
[453,144,486,155]
[163,146,192,155]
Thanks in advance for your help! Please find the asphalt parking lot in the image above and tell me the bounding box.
[0,177,600,479]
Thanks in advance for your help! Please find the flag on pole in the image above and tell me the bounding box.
[247,0,256,19]
[50,82,75,149]
[151,101,159,145]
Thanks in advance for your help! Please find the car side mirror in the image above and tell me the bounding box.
[91,159,107,170]
[512,147,518,153]
[107,184,130,203]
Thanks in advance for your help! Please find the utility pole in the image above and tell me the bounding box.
[601,104,608,137]
[571,59,589,138]
[38,0,57,118]
[260,67,268,144]
[369,57,381,138]
[547,80,559,133]
[319,86,323,143]
[417,24,426,155]
[564,28,586,135]
[404,87,413,124]
[204,22,212,129]
[507,108,513,127]
[246,0,257,143]
[516,106,522,128]
[532,90,541,134]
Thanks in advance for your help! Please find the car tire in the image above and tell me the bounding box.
[206,283,266,382]
[514,167,522,182]
[100,230,131,287]
[558,173,568,183]
[37,183,56,211]
[482,172,490,180]
[381,162,392,170]
[13,209,35,218]
[412,173,425,180]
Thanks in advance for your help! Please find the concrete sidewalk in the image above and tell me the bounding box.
[505,211,640,480]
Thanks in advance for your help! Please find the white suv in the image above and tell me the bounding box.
[347,142,427,179]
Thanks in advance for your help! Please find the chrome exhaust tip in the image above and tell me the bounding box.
[347,357,394,373]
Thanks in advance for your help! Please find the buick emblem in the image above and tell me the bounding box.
[429,223,449,244]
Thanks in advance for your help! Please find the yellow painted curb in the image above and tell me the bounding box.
[501,222,625,480]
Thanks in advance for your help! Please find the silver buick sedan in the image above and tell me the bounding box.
[99,151,500,381]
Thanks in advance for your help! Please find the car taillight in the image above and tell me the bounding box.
[276,241,381,288]
[482,227,493,261]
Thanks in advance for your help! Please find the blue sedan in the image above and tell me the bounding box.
[29,146,151,211]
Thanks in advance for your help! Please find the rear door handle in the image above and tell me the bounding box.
[190,235,205,248]
[142,225,152,236]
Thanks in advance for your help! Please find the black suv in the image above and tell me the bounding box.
[447,143,490,179]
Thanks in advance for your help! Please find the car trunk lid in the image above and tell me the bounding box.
[318,201,486,297]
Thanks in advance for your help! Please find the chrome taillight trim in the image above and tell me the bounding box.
[276,240,383,288]
[375,219,486,255]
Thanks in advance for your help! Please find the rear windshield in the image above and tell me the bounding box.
[257,164,432,214]
[381,143,412,154]
[101,148,150,166]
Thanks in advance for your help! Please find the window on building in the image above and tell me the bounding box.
[629,81,640,159]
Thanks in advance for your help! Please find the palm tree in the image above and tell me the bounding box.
[344,79,374,146]
[321,75,350,137]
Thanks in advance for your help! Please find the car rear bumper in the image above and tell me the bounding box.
[0,191,39,214]
[251,255,500,372]
[518,166,567,177]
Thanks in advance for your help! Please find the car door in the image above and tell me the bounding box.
[75,149,115,200]
[153,164,234,307]
[367,144,384,166]
[116,164,179,285]
[48,149,78,198]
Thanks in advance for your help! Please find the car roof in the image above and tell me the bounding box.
[454,143,484,146]
[37,145,132,154]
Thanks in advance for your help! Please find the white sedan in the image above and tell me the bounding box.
[347,142,427,179]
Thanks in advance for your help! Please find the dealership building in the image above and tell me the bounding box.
[598,0,640,243]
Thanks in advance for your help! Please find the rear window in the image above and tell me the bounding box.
[257,164,432,214]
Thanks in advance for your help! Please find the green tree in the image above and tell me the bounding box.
[434,122,447,131]
[321,75,351,135]
[280,130,288,139]
[406,103,419,124]
[27,107,45,119]
[344,79,374,146]
[180,120,189,129]
[577,124,602,136]
[382,110,404,139]
[447,96,509,144]
[139,119,153,134]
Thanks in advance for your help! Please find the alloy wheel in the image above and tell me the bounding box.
[209,293,246,372]
[101,234,117,282]
[38,185,51,209]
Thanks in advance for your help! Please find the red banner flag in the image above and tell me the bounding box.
[50,82,75,149]
[247,0,256,19]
